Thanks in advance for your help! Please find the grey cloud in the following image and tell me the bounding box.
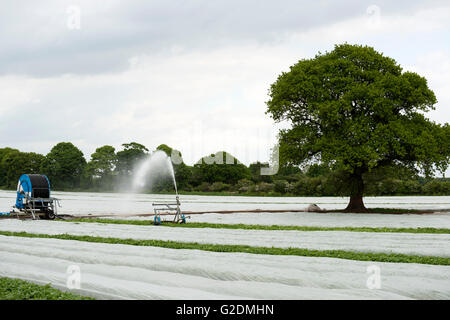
[0,0,446,76]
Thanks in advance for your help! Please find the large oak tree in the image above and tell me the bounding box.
[266,44,449,211]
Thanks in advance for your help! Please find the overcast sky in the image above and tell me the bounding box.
[0,0,449,169]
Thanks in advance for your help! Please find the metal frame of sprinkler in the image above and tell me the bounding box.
[1,174,62,220]
[13,196,61,220]
[152,195,187,225]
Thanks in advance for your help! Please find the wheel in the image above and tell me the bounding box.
[45,210,56,220]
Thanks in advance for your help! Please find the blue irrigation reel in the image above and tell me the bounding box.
[10,174,61,220]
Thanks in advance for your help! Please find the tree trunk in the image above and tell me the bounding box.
[345,194,366,212]
[344,172,367,212]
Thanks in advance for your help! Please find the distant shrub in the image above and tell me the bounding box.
[195,182,211,192]
[236,179,254,193]
[423,180,450,195]
[210,182,230,192]
[293,179,308,196]
[398,180,422,194]
[274,180,289,194]
[254,182,274,193]
[292,177,324,196]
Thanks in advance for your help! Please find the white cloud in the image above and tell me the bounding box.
[404,51,450,122]
[0,43,294,164]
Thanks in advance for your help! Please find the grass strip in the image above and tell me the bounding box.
[335,208,444,214]
[66,218,450,234]
[0,230,448,266]
[0,277,94,300]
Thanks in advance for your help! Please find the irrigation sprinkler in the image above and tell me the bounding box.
[0,174,61,220]
[152,195,187,225]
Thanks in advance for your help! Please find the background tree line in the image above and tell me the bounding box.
[0,142,448,196]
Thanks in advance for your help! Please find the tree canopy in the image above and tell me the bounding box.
[116,142,149,177]
[266,44,450,211]
[0,149,44,188]
[86,145,117,189]
[193,151,251,185]
[41,142,86,189]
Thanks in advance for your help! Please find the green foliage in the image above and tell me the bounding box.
[0,141,447,195]
[248,162,273,183]
[156,144,173,156]
[40,142,86,189]
[306,163,331,178]
[254,182,274,193]
[277,164,302,177]
[86,145,117,189]
[423,180,450,195]
[88,145,117,175]
[293,176,325,196]
[195,182,211,192]
[266,44,449,208]
[0,148,19,186]
[0,149,44,188]
[173,162,191,189]
[0,277,94,300]
[209,181,230,192]
[193,151,251,185]
[67,218,450,234]
[236,179,255,193]
[154,144,190,190]
[273,180,289,194]
[115,142,149,177]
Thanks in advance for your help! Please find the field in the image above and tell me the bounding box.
[0,191,449,300]
[0,277,93,300]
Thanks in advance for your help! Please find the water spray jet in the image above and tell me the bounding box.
[131,150,185,224]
